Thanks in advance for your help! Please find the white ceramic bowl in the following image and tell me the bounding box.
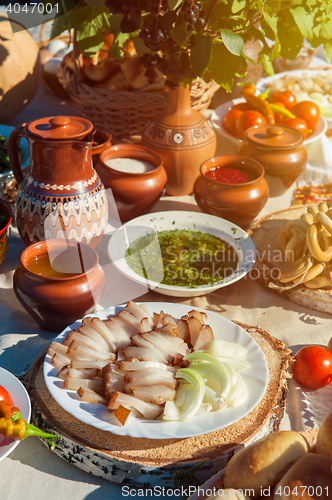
[108,211,256,298]
[211,97,328,155]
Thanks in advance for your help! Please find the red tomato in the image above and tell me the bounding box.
[292,346,332,389]
[281,117,309,138]
[269,90,297,110]
[0,386,12,405]
[231,102,252,112]
[222,109,244,137]
[236,110,266,140]
[291,101,320,129]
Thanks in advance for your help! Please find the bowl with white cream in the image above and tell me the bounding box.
[95,144,167,222]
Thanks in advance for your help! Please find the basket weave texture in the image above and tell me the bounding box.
[58,56,220,142]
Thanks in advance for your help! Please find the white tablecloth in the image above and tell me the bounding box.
[1,23,332,497]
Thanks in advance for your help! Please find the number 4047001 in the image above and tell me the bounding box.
[6,3,58,14]
[275,486,328,496]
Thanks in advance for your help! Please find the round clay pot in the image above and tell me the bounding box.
[92,126,112,167]
[13,239,105,333]
[193,156,269,229]
[0,198,13,266]
[238,124,307,197]
[96,144,167,222]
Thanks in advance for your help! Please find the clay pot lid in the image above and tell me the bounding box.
[27,116,93,140]
[244,124,304,149]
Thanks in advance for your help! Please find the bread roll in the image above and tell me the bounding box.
[205,489,249,500]
[120,55,164,89]
[223,431,310,498]
[274,453,332,499]
[316,411,332,458]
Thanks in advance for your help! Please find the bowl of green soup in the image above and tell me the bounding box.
[108,211,256,297]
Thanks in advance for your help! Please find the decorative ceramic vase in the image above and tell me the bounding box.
[193,156,269,228]
[96,144,167,222]
[13,239,105,333]
[8,116,108,248]
[238,125,307,197]
[141,84,216,196]
[0,198,13,266]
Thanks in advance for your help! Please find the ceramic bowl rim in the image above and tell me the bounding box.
[19,239,100,281]
[199,155,265,187]
[0,199,13,236]
[99,144,164,177]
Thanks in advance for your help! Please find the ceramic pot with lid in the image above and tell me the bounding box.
[238,124,307,197]
[8,116,108,248]
[193,155,269,228]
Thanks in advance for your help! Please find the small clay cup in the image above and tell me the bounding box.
[13,239,105,333]
[92,126,112,167]
[238,124,307,197]
[193,156,269,229]
[0,198,13,266]
[96,144,167,222]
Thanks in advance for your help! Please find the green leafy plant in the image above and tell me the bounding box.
[47,0,332,91]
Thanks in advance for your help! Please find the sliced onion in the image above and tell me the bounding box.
[204,339,247,360]
[175,368,205,421]
[162,400,182,421]
[184,352,232,397]
[203,385,227,411]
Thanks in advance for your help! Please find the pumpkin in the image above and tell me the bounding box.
[0,17,41,121]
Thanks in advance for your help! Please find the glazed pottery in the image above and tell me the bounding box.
[193,156,269,228]
[96,144,167,222]
[92,126,112,167]
[0,198,13,266]
[238,124,307,197]
[13,239,105,333]
[8,116,108,248]
[141,84,216,196]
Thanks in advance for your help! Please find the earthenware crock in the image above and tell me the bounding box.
[141,84,216,196]
[96,144,167,222]
[13,239,105,332]
[92,126,112,167]
[8,116,108,248]
[193,155,269,228]
[238,124,307,197]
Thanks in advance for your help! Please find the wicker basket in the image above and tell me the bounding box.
[58,55,220,142]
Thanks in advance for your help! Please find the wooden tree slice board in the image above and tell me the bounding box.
[248,205,332,315]
[26,323,291,488]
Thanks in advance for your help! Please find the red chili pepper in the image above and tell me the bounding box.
[205,167,248,184]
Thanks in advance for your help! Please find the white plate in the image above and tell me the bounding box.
[43,302,269,440]
[0,367,31,461]
[0,124,30,180]
[107,211,256,297]
[212,98,327,148]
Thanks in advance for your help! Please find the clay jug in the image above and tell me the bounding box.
[8,116,108,248]
[141,84,216,196]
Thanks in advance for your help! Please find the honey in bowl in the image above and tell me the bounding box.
[25,245,94,278]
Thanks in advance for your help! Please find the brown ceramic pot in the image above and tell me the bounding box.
[13,239,105,333]
[8,116,108,248]
[92,126,112,167]
[96,144,167,222]
[141,84,216,196]
[238,124,307,197]
[193,156,269,229]
[0,198,13,266]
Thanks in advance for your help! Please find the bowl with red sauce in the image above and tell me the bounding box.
[193,155,269,228]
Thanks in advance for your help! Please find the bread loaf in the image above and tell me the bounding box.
[223,431,310,498]
[273,453,332,499]
[205,489,249,500]
[316,411,332,459]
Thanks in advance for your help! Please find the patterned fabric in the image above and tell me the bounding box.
[292,182,332,205]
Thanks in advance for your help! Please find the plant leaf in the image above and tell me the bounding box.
[190,35,212,77]
[206,43,246,92]
[290,5,314,42]
[220,29,244,57]
[168,0,182,10]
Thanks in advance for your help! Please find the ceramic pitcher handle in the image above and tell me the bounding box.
[8,124,26,186]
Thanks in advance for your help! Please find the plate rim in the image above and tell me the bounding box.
[43,302,269,440]
[108,210,256,294]
[0,367,31,462]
